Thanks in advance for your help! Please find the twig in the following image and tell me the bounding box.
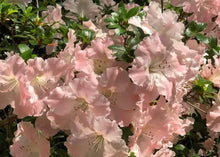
[185,101,207,114]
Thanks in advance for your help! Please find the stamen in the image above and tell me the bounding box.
[34,76,49,93]
[0,76,18,93]
[74,98,89,112]
[88,134,104,152]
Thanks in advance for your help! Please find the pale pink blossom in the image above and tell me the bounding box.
[151,145,175,157]
[201,56,220,87]
[45,77,110,130]
[206,99,220,132]
[129,33,186,100]
[8,0,32,6]
[0,54,26,109]
[171,40,202,82]
[13,81,46,118]
[87,37,116,75]
[58,29,78,83]
[129,97,186,156]
[63,0,99,19]
[59,29,94,84]
[100,0,115,6]
[42,4,64,28]
[129,2,184,49]
[35,113,59,137]
[170,0,220,31]
[10,122,50,157]
[27,57,66,99]
[98,67,141,126]
[65,113,128,157]
[0,54,43,118]
[83,20,107,38]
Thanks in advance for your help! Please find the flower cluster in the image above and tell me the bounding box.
[0,0,220,156]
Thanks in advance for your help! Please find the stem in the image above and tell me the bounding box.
[186,101,206,114]
[161,0,163,13]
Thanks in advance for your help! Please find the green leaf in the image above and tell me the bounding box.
[18,44,33,61]
[7,9,17,15]
[209,36,218,48]
[128,152,136,157]
[50,148,69,157]
[120,124,133,145]
[126,6,139,18]
[138,10,146,19]
[107,22,121,29]
[104,17,114,23]
[195,22,207,32]
[185,21,207,37]
[118,1,127,15]
[185,28,195,37]
[108,45,126,52]
[174,144,187,151]
[18,44,30,53]
[195,34,209,44]
[29,39,38,45]
[114,27,126,36]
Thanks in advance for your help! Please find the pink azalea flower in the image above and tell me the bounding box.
[151,144,175,157]
[98,67,142,126]
[129,97,186,156]
[27,57,66,99]
[129,33,186,100]
[170,0,220,31]
[100,0,115,6]
[83,20,107,38]
[87,37,117,75]
[129,2,184,49]
[59,29,95,84]
[8,0,32,6]
[45,77,110,130]
[65,113,128,157]
[42,4,64,28]
[63,0,99,19]
[13,81,46,118]
[206,99,220,132]
[0,54,27,109]
[201,56,220,87]
[0,54,49,118]
[10,122,50,157]
[35,113,59,137]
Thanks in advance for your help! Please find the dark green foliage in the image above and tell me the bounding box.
[120,124,134,145]
[172,110,210,157]
[50,131,69,157]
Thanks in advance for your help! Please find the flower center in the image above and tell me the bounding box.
[74,98,89,112]
[149,57,170,74]
[93,58,109,75]
[101,88,117,106]
[34,76,48,93]
[0,75,18,92]
[88,134,104,152]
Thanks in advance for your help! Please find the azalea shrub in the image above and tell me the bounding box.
[0,0,220,156]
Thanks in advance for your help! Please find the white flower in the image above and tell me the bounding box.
[63,0,99,19]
